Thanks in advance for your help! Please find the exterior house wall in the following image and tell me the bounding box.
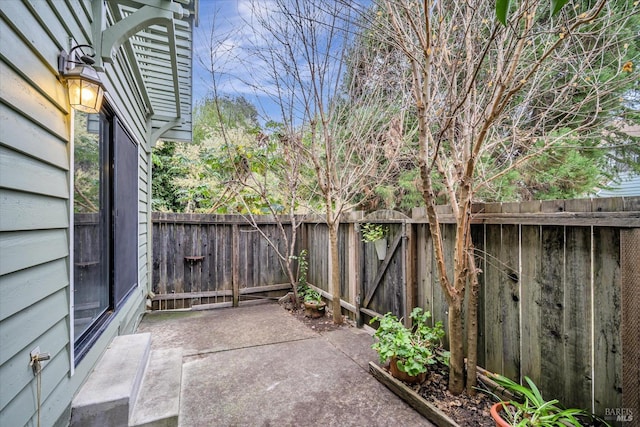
[597,172,640,197]
[0,0,188,424]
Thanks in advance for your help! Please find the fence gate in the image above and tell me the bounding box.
[357,210,414,327]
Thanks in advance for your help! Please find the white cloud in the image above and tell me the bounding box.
[192,0,355,123]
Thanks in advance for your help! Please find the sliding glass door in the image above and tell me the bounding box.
[72,108,138,361]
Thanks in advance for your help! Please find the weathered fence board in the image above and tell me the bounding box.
[471,225,486,369]
[563,226,592,409]
[520,225,542,386]
[373,199,631,416]
[306,222,329,294]
[502,224,521,383]
[358,211,412,325]
[430,224,454,336]
[483,223,521,381]
[415,223,433,317]
[539,226,566,402]
[592,227,622,415]
[484,224,504,377]
[151,214,299,309]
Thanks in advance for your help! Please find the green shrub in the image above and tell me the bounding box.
[371,308,447,377]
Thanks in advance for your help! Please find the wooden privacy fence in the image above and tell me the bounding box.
[150,197,639,418]
[413,197,640,418]
[151,213,302,310]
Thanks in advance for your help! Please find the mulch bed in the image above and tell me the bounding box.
[408,359,495,426]
[286,304,349,332]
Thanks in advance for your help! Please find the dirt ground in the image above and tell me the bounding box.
[286,304,351,332]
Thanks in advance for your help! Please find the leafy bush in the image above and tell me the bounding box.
[489,374,594,427]
[371,308,447,377]
[361,223,387,242]
[303,289,322,303]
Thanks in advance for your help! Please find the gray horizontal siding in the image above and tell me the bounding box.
[0,1,75,424]
[1,346,70,427]
[0,190,69,231]
[0,229,69,276]
[138,147,150,295]
[0,61,68,140]
[0,17,67,111]
[0,106,69,170]
[0,259,68,322]
[45,0,93,45]
[0,147,69,199]
[597,173,640,198]
[0,318,68,410]
[0,288,68,366]
[0,0,190,423]
[0,2,69,69]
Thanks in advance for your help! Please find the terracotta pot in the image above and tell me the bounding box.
[389,356,426,384]
[490,402,512,427]
[303,300,326,318]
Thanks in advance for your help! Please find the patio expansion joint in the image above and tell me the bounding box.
[320,330,375,372]
[320,326,375,373]
[181,335,320,360]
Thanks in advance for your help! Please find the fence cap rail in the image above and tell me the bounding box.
[411,196,640,227]
[152,196,639,227]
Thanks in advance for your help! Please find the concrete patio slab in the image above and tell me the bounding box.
[136,303,432,426]
[137,303,317,355]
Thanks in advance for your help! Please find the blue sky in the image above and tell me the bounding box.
[192,0,368,124]
[193,0,284,121]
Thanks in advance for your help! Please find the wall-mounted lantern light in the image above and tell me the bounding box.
[58,45,105,114]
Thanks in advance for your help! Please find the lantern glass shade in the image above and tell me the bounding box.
[65,66,105,114]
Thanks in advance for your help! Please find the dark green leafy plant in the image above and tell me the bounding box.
[303,289,323,304]
[293,250,310,299]
[489,374,597,426]
[361,223,387,243]
[296,250,308,287]
[371,308,447,377]
[496,0,568,25]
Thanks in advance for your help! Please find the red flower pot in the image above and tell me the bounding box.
[303,300,326,318]
[389,356,427,384]
[490,402,512,427]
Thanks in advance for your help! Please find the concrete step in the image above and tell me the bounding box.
[129,348,183,427]
[71,333,151,427]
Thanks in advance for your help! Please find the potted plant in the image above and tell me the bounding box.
[370,308,447,384]
[361,223,388,261]
[293,249,309,304]
[487,374,596,427]
[303,289,326,318]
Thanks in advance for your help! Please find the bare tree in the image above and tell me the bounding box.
[194,8,310,306]
[247,0,410,323]
[233,128,308,307]
[370,0,637,394]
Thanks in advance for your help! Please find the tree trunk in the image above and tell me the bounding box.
[448,299,465,395]
[328,221,343,324]
[285,264,299,310]
[466,250,480,394]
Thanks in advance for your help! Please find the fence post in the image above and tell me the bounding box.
[346,213,364,321]
[232,224,239,307]
[404,221,416,319]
